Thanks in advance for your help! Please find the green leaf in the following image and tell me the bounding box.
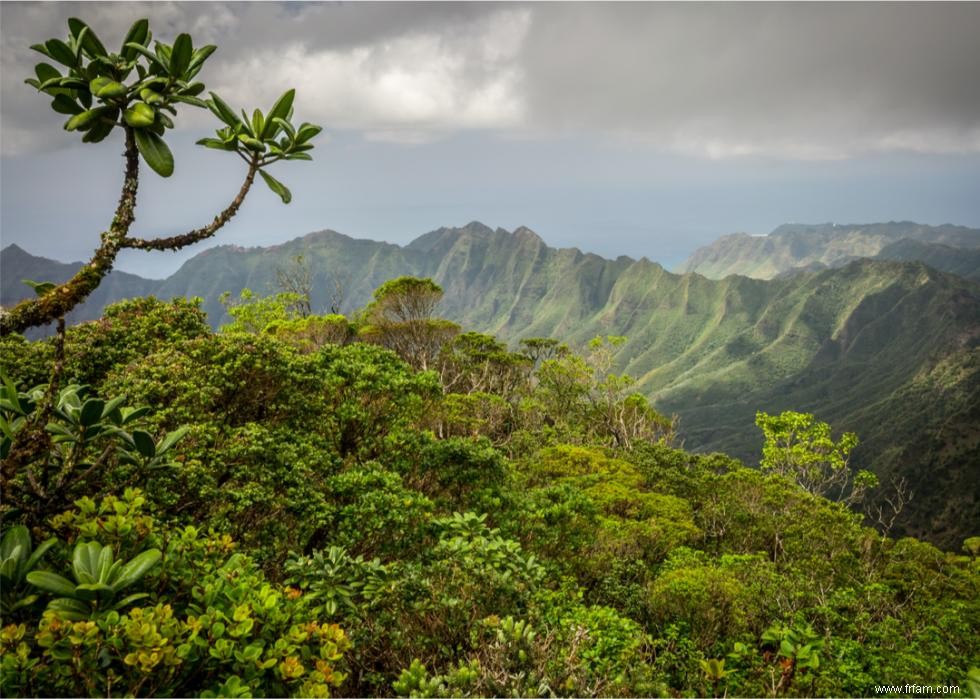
[295,123,322,144]
[74,581,114,602]
[24,538,57,575]
[139,87,164,105]
[259,170,292,204]
[80,399,105,428]
[35,62,61,84]
[51,94,83,115]
[111,592,150,610]
[120,19,150,61]
[181,81,206,97]
[124,42,168,73]
[285,152,313,161]
[112,549,161,591]
[0,552,20,582]
[71,26,90,61]
[134,128,174,177]
[207,92,241,127]
[251,109,264,140]
[30,43,55,61]
[132,429,156,458]
[262,89,295,139]
[155,41,172,67]
[196,137,236,151]
[27,570,77,597]
[239,135,265,153]
[44,39,76,68]
[64,108,107,132]
[239,108,254,136]
[96,545,114,583]
[123,102,156,128]
[186,45,217,77]
[46,598,91,621]
[157,426,189,454]
[82,118,115,144]
[169,33,193,77]
[172,94,208,108]
[272,117,295,139]
[73,541,102,584]
[1,526,30,565]
[101,396,126,419]
[90,77,127,99]
[22,279,57,297]
[45,77,88,92]
[68,18,108,58]
[120,406,151,425]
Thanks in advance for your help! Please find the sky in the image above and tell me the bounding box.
[1,2,979,278]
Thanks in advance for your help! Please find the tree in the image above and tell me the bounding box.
[756,410,876,505]
[531,336,675,449]
[0,17,322,336]
[275,254,314,317]
[366,276,445,324]
[361,277,459,371]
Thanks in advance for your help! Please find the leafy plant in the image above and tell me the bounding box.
[1,17,321,335]
[0,526,57,617]
[285,546,395,616]
[1,380,187,523]
[760,622,824,695]
[26,540,161,620]
[757,410,876,504]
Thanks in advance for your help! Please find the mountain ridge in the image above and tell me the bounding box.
[3,223,978,546]
[679,220,980,279]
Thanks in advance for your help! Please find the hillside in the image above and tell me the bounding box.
[678,221,980,279]
[0,243,157,336]
[3,224,979,546]
[3,293,976,698]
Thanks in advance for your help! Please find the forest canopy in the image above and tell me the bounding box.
[1,287,978,698]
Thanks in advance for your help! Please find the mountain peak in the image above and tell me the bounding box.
[460,221,495,236]
[513,226,544,244]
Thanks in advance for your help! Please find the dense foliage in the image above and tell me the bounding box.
[9,222,977,548]
[1,287,977,698]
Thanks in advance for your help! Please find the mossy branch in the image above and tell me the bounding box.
[0,129,141,336]
[0,145,259,336]
[121,159,258,251]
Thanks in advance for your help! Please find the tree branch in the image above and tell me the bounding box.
[122,159,258,251]
[0,129,140,337]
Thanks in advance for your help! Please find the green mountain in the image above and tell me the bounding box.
[3,223,978,546]
[0,243,157,336]
[678,221,980,279]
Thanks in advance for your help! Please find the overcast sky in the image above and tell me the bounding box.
[2,2,979,277]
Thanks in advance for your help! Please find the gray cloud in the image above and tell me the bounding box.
[522,3,980,158]
[2,2,979,158]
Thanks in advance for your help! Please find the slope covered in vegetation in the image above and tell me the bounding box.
[4,225,979,546]
[1,288,978,698]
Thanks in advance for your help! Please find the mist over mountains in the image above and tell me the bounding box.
[3,221,979,547]
[679,221,980,280]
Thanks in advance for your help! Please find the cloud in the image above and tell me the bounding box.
[2,2,979,159]
[516,3,980,159]
[207,8,528,140]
